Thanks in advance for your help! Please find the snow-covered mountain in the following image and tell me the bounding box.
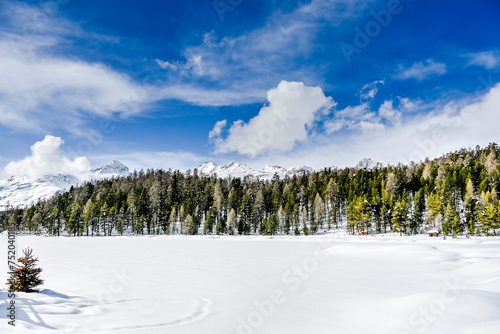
[355,158,389,170]
[196,162,314,180]
[92,160,130,177]
[0,161,129,210]
[0,174,79,211]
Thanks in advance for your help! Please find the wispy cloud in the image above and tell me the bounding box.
[155,55,206,76]
[465,50,500,69]
[359,79,385,101]
[209,120,227,140]
[0,0,377,136]
[394,59,447,81]
[378,100,401,126]
[0,2,156,134]
[324,102,384,134]
[155,0,374,104]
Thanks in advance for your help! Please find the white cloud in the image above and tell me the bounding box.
[155,0,374,103]
[466,51,500,69]
[0,0,379,133]
[209,120,227,140]
[398,97,421,112]
[0,2,156,134]
[212,81,334,156]
[0,2,259,136]
[395,59,447,80]
[359,79,384,100]
[4,135,91,178]
[378,100,401,126]
[324,119,347,133]
[155,55,206,76]
[335,103,372,119]
[324,102,383,133]
[252,82,500,169]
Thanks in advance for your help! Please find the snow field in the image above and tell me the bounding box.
[0,235,499,333]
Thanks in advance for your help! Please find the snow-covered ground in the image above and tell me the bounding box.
[1,235,499,333]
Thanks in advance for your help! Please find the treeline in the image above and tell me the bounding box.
[2,144,500,237]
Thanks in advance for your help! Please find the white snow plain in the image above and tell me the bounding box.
[1,234,499,333]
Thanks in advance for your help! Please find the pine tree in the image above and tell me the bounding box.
[347,195,371,234]
[478,202,499,235]
[391,198,408,235]
[7,248,44,293]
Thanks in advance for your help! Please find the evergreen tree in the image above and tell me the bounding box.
[347,195,371,234]
[6,248,44,293]
[391,198,408,235]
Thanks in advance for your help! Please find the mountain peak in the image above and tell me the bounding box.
[92,160,129,176]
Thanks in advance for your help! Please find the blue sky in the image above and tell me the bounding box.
[0,0,499,178]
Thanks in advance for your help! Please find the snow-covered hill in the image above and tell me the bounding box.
[196,162,314,180]
[0,161,129,210]
[0,174,79,210]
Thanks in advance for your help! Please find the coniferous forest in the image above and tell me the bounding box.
[2,144,500,237]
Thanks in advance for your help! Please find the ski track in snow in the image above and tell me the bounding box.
[2,291,212,332]
[90,298,212,332]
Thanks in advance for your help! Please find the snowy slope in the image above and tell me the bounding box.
[0,174,79,210]
[197,162,315,180]
[0,235,498,333]
[0,161,129,210]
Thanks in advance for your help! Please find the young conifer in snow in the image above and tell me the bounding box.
[7,248,44,293]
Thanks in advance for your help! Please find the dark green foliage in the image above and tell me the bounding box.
[6,248,44,293]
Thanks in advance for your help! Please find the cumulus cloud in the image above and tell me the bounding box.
[211,81,334,156]
[394,59,447,80]
[4,135,91,178]
[466,51,500,69]
[359,79,385,100]
[247,82,500,170]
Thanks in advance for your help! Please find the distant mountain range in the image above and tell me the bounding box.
[196,162,315,180]
[0,158,387,210]
[0,160,129,210]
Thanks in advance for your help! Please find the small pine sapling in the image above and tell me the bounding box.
[6,248,44,293]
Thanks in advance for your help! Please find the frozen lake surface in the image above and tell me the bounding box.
[1,234,499,333]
